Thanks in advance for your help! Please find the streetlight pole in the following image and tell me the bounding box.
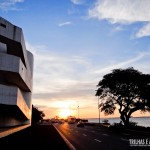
[77,102,79,119]
[98,96,100,126]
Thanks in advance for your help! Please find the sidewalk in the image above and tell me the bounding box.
[0,124,71,150]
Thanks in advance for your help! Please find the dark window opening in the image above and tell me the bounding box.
[0,23,6,28]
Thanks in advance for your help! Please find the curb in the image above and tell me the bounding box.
[0,124,30,138]
[53,125,76,150]
[124,129,150,136]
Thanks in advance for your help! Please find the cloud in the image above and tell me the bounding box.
[109,25,124,35]
[26,42,92,96]
[113,26,123,32]
[26,42,150,118]
[93,51,150,75]
[70,0,84,5]
[88,0,150,38]
[11,0,24,2]
[0,0,24,11]
[26,42,98,118]
[58,21,72,27]
[26,42,150,98]
[88,0,150,24]
[135,22,150,38]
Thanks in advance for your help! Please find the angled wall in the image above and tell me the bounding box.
[0,17,34,130]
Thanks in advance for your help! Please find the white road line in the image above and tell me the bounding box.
[122,133,130,136]
[94,139,102,143]
[102,134,108,136]
[53,125,77,150]
[83,134,87,136]
[120,138,129,142]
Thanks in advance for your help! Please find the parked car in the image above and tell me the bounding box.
[77,121,84,127]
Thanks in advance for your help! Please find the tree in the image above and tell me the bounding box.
[31,105,45,125]
[95,67,150,127]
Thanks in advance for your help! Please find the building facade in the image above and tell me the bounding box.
[0,17,34,134]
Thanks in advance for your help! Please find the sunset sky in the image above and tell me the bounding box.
[1,0,150,119]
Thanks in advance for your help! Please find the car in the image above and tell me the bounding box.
[84,122,95,126]
[77,121,84,127]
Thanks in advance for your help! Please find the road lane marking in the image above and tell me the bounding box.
[83,134,87,136]
[102,134,108,136]
[53,125,77,150]
[122,133,130,136]
[120,138,129,142]
[94,139,102,142]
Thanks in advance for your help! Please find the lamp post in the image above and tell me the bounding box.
[77,105,79,119]
[98,96,100,126]
[77,101,79,119]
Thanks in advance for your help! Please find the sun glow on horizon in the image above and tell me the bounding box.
[52,100,78,119]
[59,109,71,119]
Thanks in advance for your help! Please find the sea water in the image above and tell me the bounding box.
[88,117,150,127]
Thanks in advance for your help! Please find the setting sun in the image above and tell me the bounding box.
[50,100,78,119]
[59,109,71,119]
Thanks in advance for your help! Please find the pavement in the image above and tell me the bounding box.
[0,124,71,150]
[0,123,149,150]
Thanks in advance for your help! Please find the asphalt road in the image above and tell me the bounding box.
[0,124,71,150]
[54,122,150,150]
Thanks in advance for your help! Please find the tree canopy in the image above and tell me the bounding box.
[95,67,150,126]
[31,105,45,125]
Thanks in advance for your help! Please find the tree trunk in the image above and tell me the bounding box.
[124,115,130,127]
[120,113,126,125]
[120,113,130,127]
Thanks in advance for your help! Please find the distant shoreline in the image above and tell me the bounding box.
[83,116,150,119]
[86,116,150,127]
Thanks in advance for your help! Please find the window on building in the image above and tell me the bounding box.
[0,23,6,28]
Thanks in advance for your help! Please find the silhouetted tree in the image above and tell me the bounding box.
[95,67,150,127]
[31,105,45,125]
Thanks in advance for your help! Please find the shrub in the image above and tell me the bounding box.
[128,121,138,127]
[102,119,109,124]
[109,122,124,132]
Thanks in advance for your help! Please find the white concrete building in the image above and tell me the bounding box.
[0,17,34,137]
